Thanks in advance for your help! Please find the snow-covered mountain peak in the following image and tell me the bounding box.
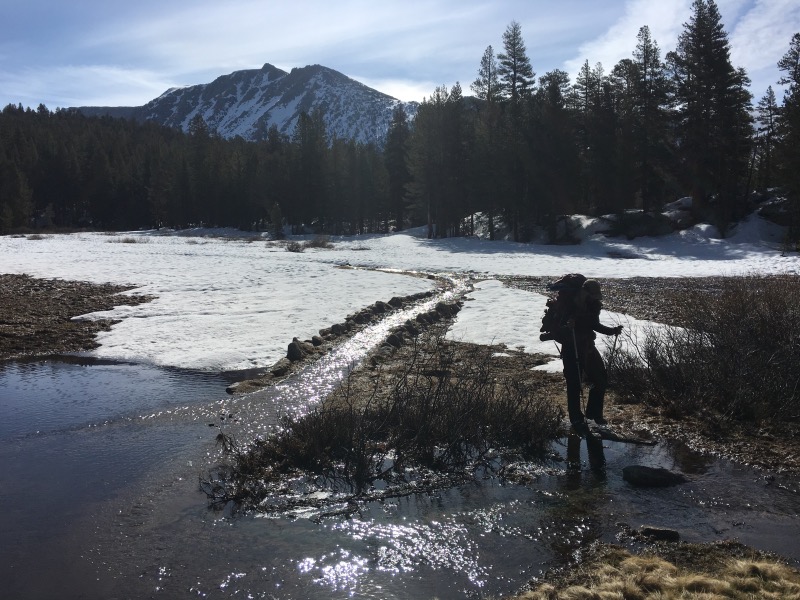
[77,63,418,145]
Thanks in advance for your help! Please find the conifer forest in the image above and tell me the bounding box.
[2,1,800,241]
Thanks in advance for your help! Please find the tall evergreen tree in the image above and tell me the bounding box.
[527,69,581,237]
[471,45,502,103]
[384,105,412,230]
[498,21,535,102]
[632,25,673,211]
[291,108,328,231]
[754,86,779,193]
[667,0,753,232]
[776,33,800,241]
[495,21,536,239]
[407,84,469,238]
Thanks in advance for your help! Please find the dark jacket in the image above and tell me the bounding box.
[571,297,617,346]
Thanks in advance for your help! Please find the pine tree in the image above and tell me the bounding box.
[530,70,581,234]
[471,45,502,103]
[498,21,535,102]
[384,105,412,230]
[754,86,779,193]
[632,25,673,211]
[407,84,469,238]
[776,33,800,241]
[291,108,328,232]
[667,0,753,232]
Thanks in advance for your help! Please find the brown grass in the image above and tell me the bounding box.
[518,548,800,600]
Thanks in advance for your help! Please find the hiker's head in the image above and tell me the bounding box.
[582,279,602,302]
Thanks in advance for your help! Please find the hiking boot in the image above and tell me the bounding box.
[571,418,589,431]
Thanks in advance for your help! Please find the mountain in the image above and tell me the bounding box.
[77,63,418,145]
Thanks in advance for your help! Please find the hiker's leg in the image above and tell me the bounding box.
[584,345,608,419]
[562,343,584,423]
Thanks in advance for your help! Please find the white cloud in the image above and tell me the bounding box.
[352,77,441,103]
[730,0,800,72]
[0,65,174,109]
[1,0,795,108]
[563,0,691,77]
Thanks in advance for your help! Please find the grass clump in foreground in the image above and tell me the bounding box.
[608,274,800,427]
[201,334,563,514]
[519,543,800,600]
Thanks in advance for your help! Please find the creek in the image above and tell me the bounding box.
[1,294,798,599]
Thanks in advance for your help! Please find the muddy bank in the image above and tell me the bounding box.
[0,274,152,362]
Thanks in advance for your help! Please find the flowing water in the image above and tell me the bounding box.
[2,291,799,599]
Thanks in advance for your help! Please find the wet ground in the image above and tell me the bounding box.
[0,273,152,361]
[1,274,799,598]
[1,354,798,599]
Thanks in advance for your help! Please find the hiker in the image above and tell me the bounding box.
[560,278,622,428]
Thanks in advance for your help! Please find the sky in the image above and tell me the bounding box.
[0,209,795,373]
[1,0,798,111]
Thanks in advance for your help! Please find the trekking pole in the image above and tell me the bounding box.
[571,326,585,415]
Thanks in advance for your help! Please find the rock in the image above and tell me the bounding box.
[639,526,681,542]
[622,465,687,487]
[311,335,325,346]
[403,320,420,336]
[330,322,347,335]
[354,312,371,324]
[435,301,453,317]
[377,300,393,312]
[388,296,404,308]
[287,340,305,361]
[386,333,404,348]
[226,376,273,395]
[270,358,292,376]
[287,337,315,361]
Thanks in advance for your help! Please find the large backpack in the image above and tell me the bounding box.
[539,273,586,343]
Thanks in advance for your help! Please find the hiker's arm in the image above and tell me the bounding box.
[588,303,622,336]
[595,322,622,336]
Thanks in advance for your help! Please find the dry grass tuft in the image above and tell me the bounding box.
[519,549,800,600]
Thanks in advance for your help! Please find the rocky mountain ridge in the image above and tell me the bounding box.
[77,63,418,145]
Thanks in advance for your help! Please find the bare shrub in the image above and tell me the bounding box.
[303,235,334,249]
[609,274,800,424]
[26,234,45,240]
[285,240,304,253]
[201,334,563,512]
[107,236,148,244]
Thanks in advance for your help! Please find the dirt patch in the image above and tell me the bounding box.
[0,274,153,362]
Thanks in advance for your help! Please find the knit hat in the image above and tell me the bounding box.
[583,279,602,301]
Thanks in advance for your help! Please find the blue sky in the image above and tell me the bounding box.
[1,0,797,110]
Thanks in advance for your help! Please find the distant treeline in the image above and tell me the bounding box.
[2,0,800,240]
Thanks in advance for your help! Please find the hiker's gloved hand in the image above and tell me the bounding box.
[613,325,623,335]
